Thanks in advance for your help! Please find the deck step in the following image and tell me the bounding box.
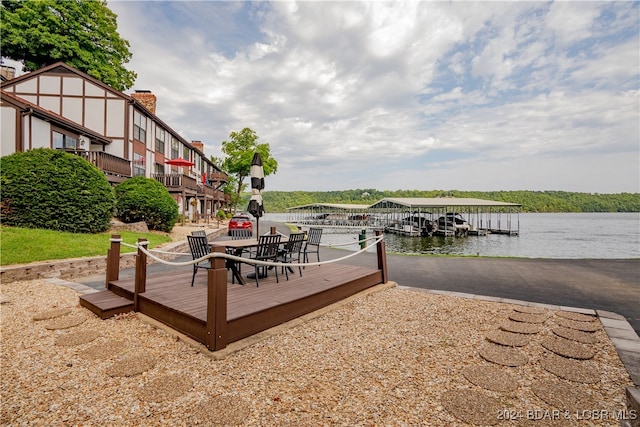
[79,290,134,319]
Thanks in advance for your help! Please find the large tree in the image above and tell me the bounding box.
[220,128,278,212]
[0,0,136,91]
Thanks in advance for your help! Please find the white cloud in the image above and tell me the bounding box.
[105,0,639,193]
[545,2,602,45]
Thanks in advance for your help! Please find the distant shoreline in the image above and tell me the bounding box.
[256,190,640,213]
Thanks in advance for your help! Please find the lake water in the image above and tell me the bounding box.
[263,212,640,259]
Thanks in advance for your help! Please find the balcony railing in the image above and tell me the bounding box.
[153,173,199,193]
[197,185,226,202]
[63,151,228,206]
[66,150,131,179]
[206,171,227,184]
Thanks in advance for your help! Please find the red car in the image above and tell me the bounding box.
[228,214,253,236]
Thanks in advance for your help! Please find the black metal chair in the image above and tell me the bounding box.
[230,228,252,239]
[249,234,281,287]
[187,235,211,287]
[191,230,207,238]
[227,228,253,283]
[303,227,323,266]
[278,232,306,280]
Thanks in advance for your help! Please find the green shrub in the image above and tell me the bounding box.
[115,176,179,232]
[0,149,115,233]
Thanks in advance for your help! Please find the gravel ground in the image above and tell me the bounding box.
[0,225,634,425]
[1,277,633,426]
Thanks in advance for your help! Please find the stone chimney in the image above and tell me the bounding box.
[191,140,204,153]
[131,90,157,114]
[1,66,16,81]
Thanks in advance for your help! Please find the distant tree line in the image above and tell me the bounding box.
[253,190,640,213]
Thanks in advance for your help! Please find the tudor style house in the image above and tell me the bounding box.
[0,62,228,221]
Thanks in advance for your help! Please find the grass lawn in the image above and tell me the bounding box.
[0,226,172,266]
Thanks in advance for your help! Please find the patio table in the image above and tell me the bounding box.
[212,237,289,286]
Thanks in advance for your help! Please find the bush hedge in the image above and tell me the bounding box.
[115,176,178,232]
[0,149,115,233]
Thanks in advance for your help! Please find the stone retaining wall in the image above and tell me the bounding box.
[0,239,191,284]
[1,225,230,284]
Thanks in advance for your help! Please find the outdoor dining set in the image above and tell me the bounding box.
[186,228,323,287]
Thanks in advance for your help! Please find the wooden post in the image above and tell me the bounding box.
[133,238,148,312]
[206,246,228,351]
[181,189,186,226]
[270,226,277,235]
[105,234,121,289]
[375,230,388,284]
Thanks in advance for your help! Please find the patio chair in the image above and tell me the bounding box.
[227,228,253,283]
[230,228,252,239]
[191,230,207,238]
[303,227,323,267]
[249,234,281,287]
[278,232,306,280]
[187,235,211,287]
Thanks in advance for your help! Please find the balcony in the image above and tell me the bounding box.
[63,151,228,206]
[197,183,226,202]
[153,173,199,195]
[206,171,227,185]
[66,150,131,183]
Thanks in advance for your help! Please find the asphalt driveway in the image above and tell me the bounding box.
[320,237,640,334]
[250,220,640,334]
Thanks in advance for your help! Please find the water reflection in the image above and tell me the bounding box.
[264,212,639,259]
[385,234,466,255]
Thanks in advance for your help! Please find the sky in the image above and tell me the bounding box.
[102,1,639,193]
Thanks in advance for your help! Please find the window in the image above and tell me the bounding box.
[192,153,200,171]
[53,130,77,149]
[134,111,147,142]
[156,128,166,154]
[133,152,145,177]
[155,162,164,175]
[171,138,179,159]
[183,145,189,160]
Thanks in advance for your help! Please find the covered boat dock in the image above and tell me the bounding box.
[287,203,374,228]
[287,198,521,237]
[368,198,521,237]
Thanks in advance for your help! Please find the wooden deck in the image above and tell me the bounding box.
[80,234,388,351]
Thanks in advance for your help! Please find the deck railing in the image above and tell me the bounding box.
[64,151,228,204]
[153,173,199,192]
[206,171,227,184]
[197,184,226,202]
[105,231,387,351]
[65,150,131,179]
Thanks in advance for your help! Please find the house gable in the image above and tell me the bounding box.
[0,62,129,146]
[1,89,112,151]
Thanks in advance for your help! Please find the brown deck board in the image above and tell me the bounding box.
[104,262,384,349]
[111,265,375,321]
[79,290,134,319]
